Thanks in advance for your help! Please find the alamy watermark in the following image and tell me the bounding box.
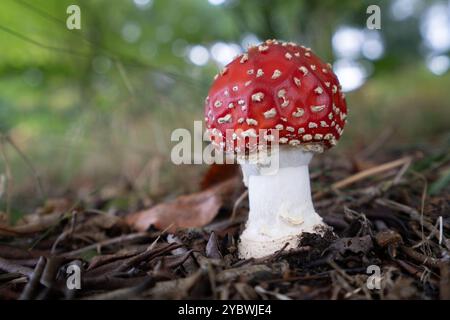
[66,264,81,290]
[66,5,81,30]
[366,265,382,290]
[170,121,281,173]
[366,5,381,30]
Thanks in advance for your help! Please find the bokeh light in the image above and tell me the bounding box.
[333,59,368,92]
[208,0,227,6]
[188,45,210,66]
[210,42,242,66]
[121,22,142,43]
[426,55,450,75]
[133,0,153,10]
[420,2,450,52]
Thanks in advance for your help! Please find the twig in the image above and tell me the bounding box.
[0,257,33,277]
[19,256,46,300]
[40,256,66,288]
[331,157,412,190]
[400,246,440,269]
[82,278,155,300]
[62,232,152,258]
[230,190,248,221]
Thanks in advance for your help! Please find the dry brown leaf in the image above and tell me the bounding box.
[125,177,241,232]
[0,211,66,237]
[200,163,239,190]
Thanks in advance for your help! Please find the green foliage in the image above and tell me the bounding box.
[0,0,448,212]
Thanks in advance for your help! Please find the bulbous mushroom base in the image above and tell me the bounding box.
[238,220,327,259]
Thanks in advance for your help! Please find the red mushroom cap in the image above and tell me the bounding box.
[204,39,347,154]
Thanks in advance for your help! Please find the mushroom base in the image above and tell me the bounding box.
[238,224,328,259]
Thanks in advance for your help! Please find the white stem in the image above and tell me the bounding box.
[238,148,325,259]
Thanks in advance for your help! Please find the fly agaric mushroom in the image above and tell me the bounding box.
[204,39,348,259]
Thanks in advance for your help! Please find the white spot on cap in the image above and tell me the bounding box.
[232,85,239,92]
[279,137,289,143]
[324,133,334,140]
[275,124,284,130]
[240,54,248,63]
[305,52,311,57]
[311,105,326,112]
[271,69,282,79]
[217,114,232,124]
[237,117,244,124]
[258,45,269,52]
[308,122,318,128]
[286,126,295,132]
[320,121,329,127]
[303,134,313,141]
[314,133,323,140]
[281,99,290,108]
[251,92,264,102]
[247,69,254,75]
[325,82,331,88]
[298,127,305,134]
[246,118,258,126]
[292,108,304,117]
[294,77,301,86]
[256,69,264,77]
[289,139,300,146]
[263,108,277,119]
[299,66,308,75]
[314,87,324,94]
[214,100,222,108]
[245,80,252,87]
[285,52,293,60]
[242,128,257,137]
[277,89,286,97]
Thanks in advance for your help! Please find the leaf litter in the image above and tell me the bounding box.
[0,142,449,300]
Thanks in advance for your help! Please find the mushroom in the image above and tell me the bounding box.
[204,40,348,259]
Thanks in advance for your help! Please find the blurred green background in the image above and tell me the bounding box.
[0,0,449,218]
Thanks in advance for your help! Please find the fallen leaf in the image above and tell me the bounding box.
[200,164,239,190]
[125,177,241,232]
[0,211,66,237]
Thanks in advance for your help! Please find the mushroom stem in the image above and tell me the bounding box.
[238,147,325,259]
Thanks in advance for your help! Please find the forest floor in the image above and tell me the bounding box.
[0,139,449,300]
